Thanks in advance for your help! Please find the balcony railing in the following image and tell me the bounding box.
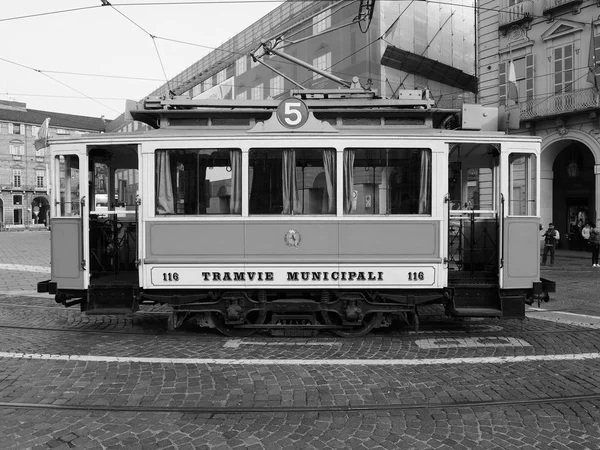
[519,87,600,121]
[499,1,534,29]
[543,0,582,15]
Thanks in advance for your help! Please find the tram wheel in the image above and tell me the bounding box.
[211,310,267,337]
[321,312,381,338]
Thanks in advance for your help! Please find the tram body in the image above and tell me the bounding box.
[38,91,553,336]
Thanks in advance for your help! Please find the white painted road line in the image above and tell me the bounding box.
[527,308,600,328]
[0,264,50,273]
[1,352,599,366]
[223,339,341,349]
[415,337,531,349]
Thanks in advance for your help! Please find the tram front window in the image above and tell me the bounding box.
[343,148,431,215]
[155,149,242,215]
[509,153,537,216]
[55,155,80,216]
[248,148,336,215]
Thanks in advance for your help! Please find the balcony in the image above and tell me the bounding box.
[498,1,534,31]
[543,0,583,18]
[519,87,600,122]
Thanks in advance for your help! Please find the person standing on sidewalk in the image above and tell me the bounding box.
[541,223,560,267]
[582,222,592,251]
[590,222,600,267]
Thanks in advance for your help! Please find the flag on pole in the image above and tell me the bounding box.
[34,118,50,150]
[507,61,519,103]
[588,22,598,88]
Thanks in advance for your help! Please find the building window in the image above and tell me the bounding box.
[36,170,45,188]
[8,123,24,134]
[13,195,22,205]
[554,43,574,95]
[236,56,247,76]
[192,84,202,98]
[312,52,331,80]
[202,78,213,92]
[56,128,69,135]
[270,76,284,98]
[13,169,22,188]
[499,55,534,106]
[31,125,39,137]
[10,144,25,160]
[217,69,226,84]
[252,83,263,100]
[236,90,247,100]
[313,9,331,34]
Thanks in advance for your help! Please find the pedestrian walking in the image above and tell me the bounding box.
[590,222,600,267]
[541,223,560,267]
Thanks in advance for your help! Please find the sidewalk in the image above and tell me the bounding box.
[540,248,597,271]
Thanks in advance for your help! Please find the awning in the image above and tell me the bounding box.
[381,45,478,94]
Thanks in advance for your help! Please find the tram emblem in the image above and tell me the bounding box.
[284,229,301,248]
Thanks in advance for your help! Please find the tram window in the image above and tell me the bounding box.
[155,149,241,215]
[249,148,336,215]
[55,155,80,217]
[343,148,431,215]
[509,153,537,216]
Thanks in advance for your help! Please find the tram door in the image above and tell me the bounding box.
[447,143,501,284]
[50,153,88,290]
[501,151,540,289]
[87,145,139,287]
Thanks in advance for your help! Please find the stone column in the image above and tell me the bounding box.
[595,165,600,225]
[540,169,553,227]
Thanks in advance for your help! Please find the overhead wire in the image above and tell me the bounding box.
[0,56,120,114]
[1,0,592,113]
[101,1,173,94]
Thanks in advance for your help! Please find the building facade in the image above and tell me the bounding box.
[111,0,476,133]
[482,0,600,248]
[0,100,107,229]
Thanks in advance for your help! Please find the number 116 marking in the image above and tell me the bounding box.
[408,271,425,281]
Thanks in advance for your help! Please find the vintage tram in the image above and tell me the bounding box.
[37,89,553,336]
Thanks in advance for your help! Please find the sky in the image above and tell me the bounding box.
[0,0,283,120]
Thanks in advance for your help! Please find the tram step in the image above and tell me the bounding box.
[85,286,138,315]
[450,307,502,317]
[452,286,500,310]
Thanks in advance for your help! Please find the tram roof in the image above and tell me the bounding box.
[46,93,541,146]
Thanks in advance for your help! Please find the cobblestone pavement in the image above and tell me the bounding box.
[1,231,600,449]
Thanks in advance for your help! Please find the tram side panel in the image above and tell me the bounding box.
[143,219,443,292]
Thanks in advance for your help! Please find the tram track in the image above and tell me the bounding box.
[1,392,600,415]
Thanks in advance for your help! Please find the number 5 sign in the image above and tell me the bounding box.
[276,98,309,129]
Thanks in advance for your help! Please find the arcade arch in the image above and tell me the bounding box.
[541,130,600,249]
[31,196,50,226]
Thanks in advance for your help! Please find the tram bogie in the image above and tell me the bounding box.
[38,91,553,336]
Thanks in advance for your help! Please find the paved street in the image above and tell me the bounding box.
[1,231,600,449]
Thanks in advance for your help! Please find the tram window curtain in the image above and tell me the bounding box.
[343,150,355,214]
[418,150,431,214]
[229,150,242,214]
[282,149,301,214]
[156,151,175,214]
[322,149,336,214]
